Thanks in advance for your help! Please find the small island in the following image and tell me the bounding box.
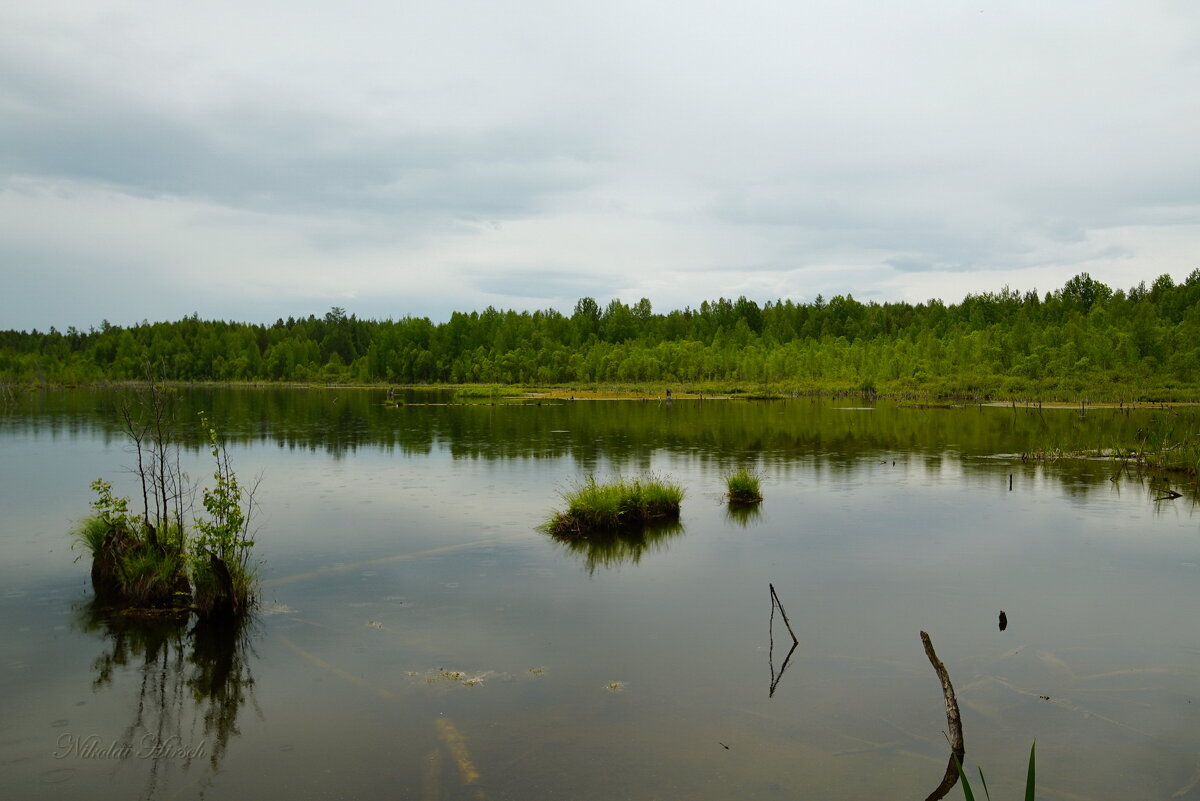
[72,384,259,620]
[542,475,684,538]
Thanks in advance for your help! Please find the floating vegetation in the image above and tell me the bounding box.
[421,668,502,687]
[604,681,626,692]
[542,474,684,537]
[724,468,763,504]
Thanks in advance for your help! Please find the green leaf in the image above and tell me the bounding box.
[952,753,976,801]
[977,766,992,801]
[1025,741,1036,801]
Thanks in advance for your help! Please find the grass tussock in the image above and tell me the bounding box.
[543,474,684,536]
[74,513,188,608]
[73,515,112,559]
[724,468,763,504]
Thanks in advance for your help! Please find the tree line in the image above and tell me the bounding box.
[3,271,1199,399]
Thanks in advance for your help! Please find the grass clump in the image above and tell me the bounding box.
[543,474,684,536]
[73,478,187,608]
[724,468,763,504]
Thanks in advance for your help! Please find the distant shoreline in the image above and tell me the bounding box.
[5,379,1199,406]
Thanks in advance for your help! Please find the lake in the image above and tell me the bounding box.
[2,388,1198,800]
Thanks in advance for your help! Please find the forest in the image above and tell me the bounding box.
[3,271,1200,400]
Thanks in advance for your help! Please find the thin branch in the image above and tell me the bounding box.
[769,583,799,645]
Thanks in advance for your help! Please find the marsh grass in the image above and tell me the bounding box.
[724,468,763,504]
[954,741,1036,801]
[452,384,508,400]
[1136,410,1200,476]
[73,515,113,559]
[120,548,187,607]
[74,512,189,608]
[1025,409,1200,484]
[543,474,684,536]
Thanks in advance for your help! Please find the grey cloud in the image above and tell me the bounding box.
[0,53,602,222]
[466,267,624,304]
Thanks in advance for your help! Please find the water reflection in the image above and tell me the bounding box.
[6,389,1196,504]
[74,604,259,799]
[550,520,684,574]
[767,584,798,698]
[725,501,763,528]
[0,388,1154,459]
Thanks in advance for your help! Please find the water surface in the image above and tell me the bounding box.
[2,389,1198,800]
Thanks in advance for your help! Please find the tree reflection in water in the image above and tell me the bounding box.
[74,603,259,799]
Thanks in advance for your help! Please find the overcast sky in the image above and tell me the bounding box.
[2,1,1198,332]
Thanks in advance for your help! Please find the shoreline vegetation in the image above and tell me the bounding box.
[3,271,1200,403]
[1021,412,1200,480]
[6,379,1200,405]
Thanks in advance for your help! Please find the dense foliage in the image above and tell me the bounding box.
[5,271,1200,398]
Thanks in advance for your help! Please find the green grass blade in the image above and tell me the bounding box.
[977,767,992,801]
[1025,741,1036,801]
[952,752,976,801]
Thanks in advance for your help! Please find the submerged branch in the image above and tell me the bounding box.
[921,630,965,801]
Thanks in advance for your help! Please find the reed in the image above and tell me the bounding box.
[954,741,1036,801]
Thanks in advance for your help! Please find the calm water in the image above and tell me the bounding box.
[2,389,1198,800]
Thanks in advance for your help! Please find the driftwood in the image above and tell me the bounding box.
[921,630,965,801]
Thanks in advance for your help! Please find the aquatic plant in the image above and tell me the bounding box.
[451,384,507,400]
[1024,408,1200,485]
[542,474,684,536]
[72,414,260,618]
[189,414,260,617]
[954,741,1036,801]
[724,468,763,504]
[72,494,120,558]
[1136,409,1200,477]
[73,479,186,605]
